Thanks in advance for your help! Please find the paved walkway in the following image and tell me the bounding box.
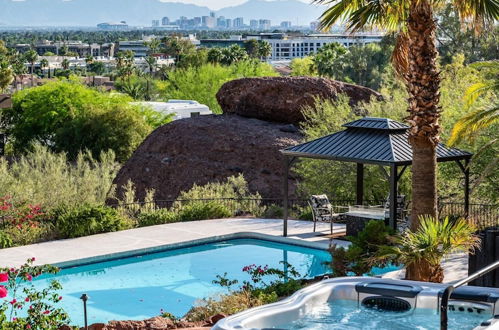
[0,218,348,268]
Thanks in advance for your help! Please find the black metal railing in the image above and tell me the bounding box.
[440,260,499,330]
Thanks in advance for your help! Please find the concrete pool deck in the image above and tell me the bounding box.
[0,218,348,268]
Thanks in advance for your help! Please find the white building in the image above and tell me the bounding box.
[134,100,212,120]
[261,33,384,60]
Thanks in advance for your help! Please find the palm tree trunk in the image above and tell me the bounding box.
[405,0,441,282]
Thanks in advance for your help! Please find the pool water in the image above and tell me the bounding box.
[26,239,396,326]
[277,299,489,330]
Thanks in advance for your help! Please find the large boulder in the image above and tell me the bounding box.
[112,115,301,202]
[216,76,382,125]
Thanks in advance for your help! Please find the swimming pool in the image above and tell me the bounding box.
[27,237,396,326]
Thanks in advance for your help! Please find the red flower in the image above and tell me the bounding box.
[58,296,63,301]
[25,274,32,281]
[0,286,7,298]
[31,257,36,262]
[43,310,50,315]
[25,297,30,302]
[0,273,8,282]
[10,298,16,304]
[26,325,31,329]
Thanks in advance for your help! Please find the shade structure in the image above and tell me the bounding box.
[280,117,473,236]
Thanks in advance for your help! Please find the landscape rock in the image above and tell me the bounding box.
[112,114,302,202]
[216,76,383,125]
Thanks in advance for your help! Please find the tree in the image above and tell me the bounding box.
[290,57,317,76]
[115,51,135,80]
[258,40,272,61]
[161,36,196,64]
[312,42,347,78]
[221,45,248,65]
[0,61,14,92]
[207,48,224,64]
[87,61,106,75]
[24,49,38,85]
[4,80,154,161]
[316,0,498,281]
[244,39,260,58]
[39,58,49,78]
[61,58,70,70]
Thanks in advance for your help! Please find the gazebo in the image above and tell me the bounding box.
[280,117,473,236]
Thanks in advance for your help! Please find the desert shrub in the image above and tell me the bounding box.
[0,145,118,210]
[262,204,284,219]
[296,206,313,221]
[177,201,231,222]
[3,79,154,161]
[137,209,178,227]
[0,231,12,249]
[179,175,265,216]
[2,223,55,247]
[54,204,132,238]
[328,220,395,276]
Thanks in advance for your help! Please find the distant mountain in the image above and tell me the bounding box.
[217,0,322,26]
[0,0,323,27]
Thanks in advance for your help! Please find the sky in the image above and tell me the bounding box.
[159,0,310,11]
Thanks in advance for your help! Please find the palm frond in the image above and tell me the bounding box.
[449,104,499,145]
[452,0,499,33]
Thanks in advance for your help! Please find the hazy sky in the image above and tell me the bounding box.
[160,0,310,10]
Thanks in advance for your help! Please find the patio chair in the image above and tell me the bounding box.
[382,194,408,221]
[308,194,341,234]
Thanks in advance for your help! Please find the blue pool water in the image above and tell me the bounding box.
[277,299,489,330]
[26,239,394,326]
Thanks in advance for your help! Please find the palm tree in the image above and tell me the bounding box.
[316,0,498,281]
[39,58,49,78]
[0,61,14,92]
[24,49,38,86]
[375,216,480,282]
[258,40,272,61]
[61,58,70,71]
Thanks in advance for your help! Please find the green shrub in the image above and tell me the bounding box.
[177,201,231,222]
[0,231,12,249]
[262,204,284,219]
[137,209,178,227]
[328,220,394,276]
[4,79,153,161]
[3,223,55,247]
[0,145,118,210]
[54,205,132,238]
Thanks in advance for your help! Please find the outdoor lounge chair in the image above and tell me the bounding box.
[308,194,341,234]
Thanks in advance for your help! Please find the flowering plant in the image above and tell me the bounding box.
[0,196,45,230]
[0,258,69,329]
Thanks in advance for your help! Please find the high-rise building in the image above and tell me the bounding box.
[161,17,170,26]
[152,20,160,27]
[258,19,271,30]
[217,16,226,28]
[233,17,244,28]
[250,19,258,29]
[310,21,320,31]
[202,15,216,28]
[210,11,216,18]
[225,18,232,28]
[280,21,292,29]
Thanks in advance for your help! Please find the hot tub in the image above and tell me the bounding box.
[213,277,499,330]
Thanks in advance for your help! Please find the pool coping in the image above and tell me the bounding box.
[53,232,330,269]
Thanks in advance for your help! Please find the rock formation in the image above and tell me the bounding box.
[216,76,382,125]
[112,115,301,201]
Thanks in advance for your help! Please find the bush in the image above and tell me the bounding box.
[3,223,55,247]
[54,205,132,238]
[328,220,394,276]
[0,145,118,210]
[262,204,284,219]
[137,209,178,227]
[177,201,231,222]
[0,231,12,249]
[4,79,153,161]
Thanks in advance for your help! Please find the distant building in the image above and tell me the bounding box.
[14,40,115,58]
[202,16,216,28]
[152,20,160,27]
[118,40,149,57]
[97,21,128,31]
[280,21,292,29]
[217,16,226,28]
[250,20,258,29]
[310,21,320,32]
[233,17,244,28]
[259,19,271,30]
[161,17,170,26]
[225,18,232,29]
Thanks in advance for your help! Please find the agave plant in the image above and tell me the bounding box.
[376,216,481,283]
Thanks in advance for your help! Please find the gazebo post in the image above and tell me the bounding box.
[283,156,289,237]
[464,158,470,217]
[389,164,398,231]
[356,163,364,205]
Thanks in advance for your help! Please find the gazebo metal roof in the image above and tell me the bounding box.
[281,117,472,166]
